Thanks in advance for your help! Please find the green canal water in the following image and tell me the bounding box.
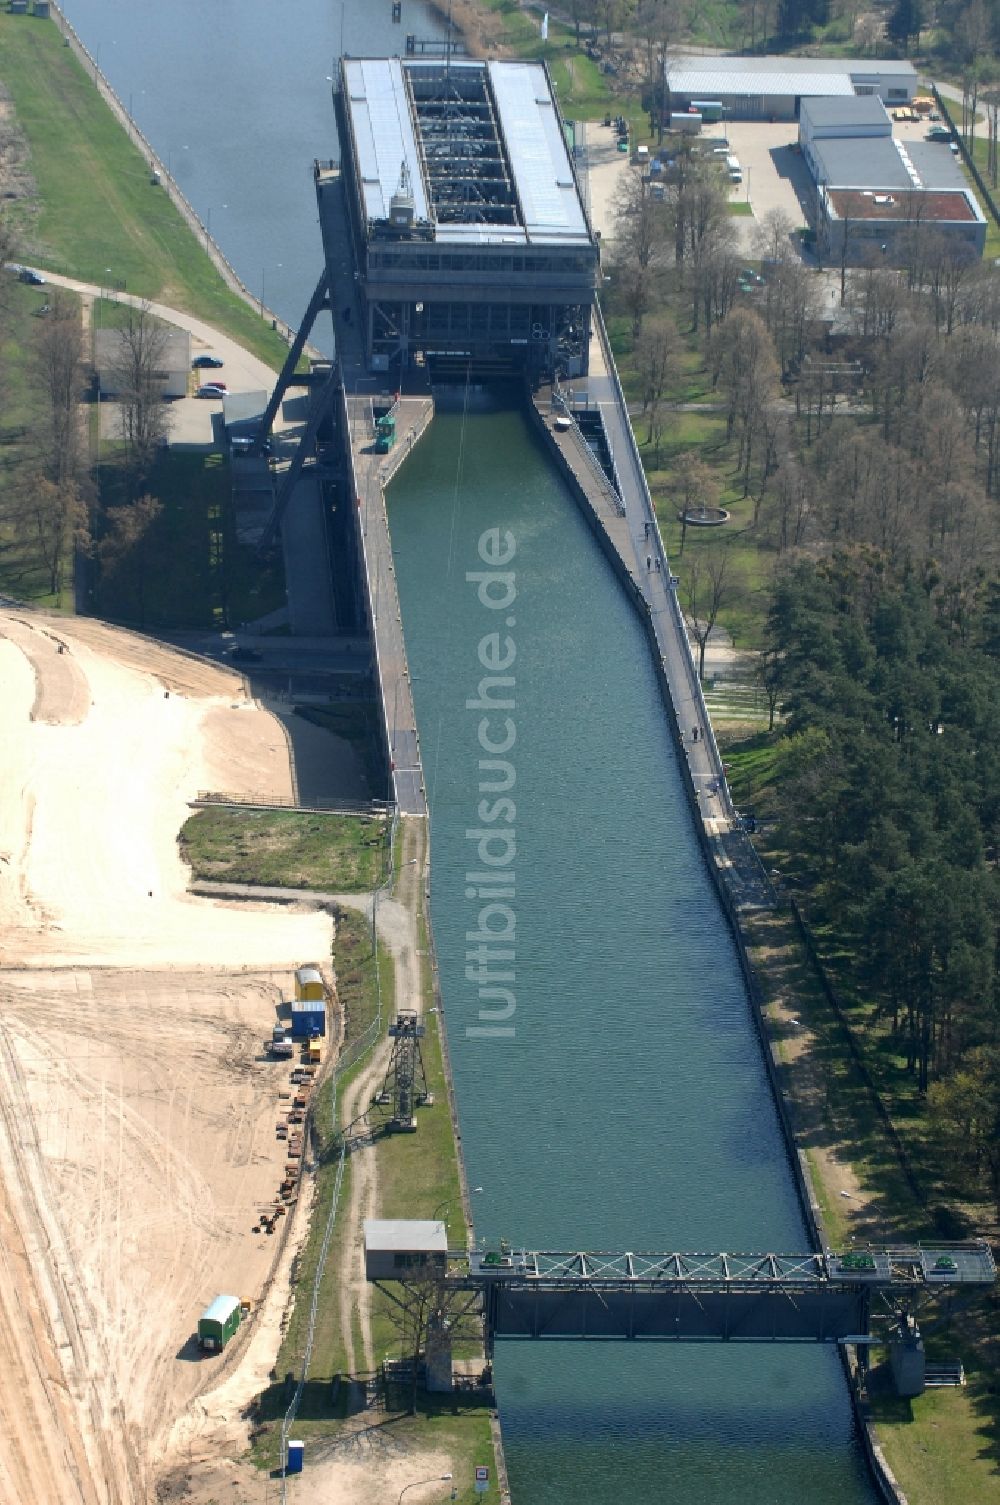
[386,395,875,1505]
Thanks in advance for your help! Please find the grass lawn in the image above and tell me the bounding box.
[869,1335,1000,1505]
[0,13,289,369]
[178,808,389,892]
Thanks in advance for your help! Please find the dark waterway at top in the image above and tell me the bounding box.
[57,0,447,344]
[56,6,877,1499]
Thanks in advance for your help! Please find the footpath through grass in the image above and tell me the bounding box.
[250,890,494,1497]
[179,808,389,893]
[0,12,288,368]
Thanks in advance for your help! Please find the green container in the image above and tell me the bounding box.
[374,414,397,453]
[198,1294,242,1351]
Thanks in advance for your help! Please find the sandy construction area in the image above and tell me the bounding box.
[0,609,334,1504]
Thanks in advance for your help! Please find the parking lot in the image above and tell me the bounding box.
[700,120,813,231]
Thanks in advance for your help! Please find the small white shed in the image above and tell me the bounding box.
[94,325,191,399]
[364,1220,448,1281]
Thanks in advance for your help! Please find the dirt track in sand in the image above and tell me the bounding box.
[0,608,334,1504]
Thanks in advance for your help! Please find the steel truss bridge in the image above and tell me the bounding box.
[370,1235,996,1350]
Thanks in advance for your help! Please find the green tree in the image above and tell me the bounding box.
[888,0,923,49]
[929,1047,1000,1220]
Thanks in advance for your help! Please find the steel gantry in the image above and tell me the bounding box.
[365,1226,996,1353]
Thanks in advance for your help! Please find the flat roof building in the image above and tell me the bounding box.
[799,95,892,142]
[93,325,191,399]
[326,56,599,376]
[665,53,918,120]
[802,130,986,263]
[364,1219,448,1281]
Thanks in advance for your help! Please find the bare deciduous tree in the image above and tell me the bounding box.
[711,307,781,494]
[31,289,85,487]
[683,540,739,682]
[107,304,172,492]
[753,207,795,265]
[634,314,680,439]
[379,1270,483,1415]
[610,172,671,335]
[674,453,721,556]
[15,475,88,599]
[98,493,163,626]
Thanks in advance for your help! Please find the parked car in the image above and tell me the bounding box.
[19,268,46,285]
[926,126,952,142]
[192,354,224,369]
[196,382,228,398]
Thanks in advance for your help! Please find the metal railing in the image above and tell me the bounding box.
[194,790,391,817]
[592,302,734,819]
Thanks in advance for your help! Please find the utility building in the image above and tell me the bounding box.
[665,54,918,121]
[328,57,599,377]
[797,97,987,263]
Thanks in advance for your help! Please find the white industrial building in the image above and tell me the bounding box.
[93,325,191,399]
[665,54,918,121]
[797,97,987,263]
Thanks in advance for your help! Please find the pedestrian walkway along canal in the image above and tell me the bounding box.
[386,394,876,1505]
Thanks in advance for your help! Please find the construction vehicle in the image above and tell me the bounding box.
[271,1024,294,1059]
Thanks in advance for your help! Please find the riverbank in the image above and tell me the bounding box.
[0,8,291,368]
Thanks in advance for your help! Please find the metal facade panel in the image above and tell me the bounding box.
[668,62,856,99]
[800,96,891,131]
[488,61,588,241]
[810,136,913,190]
[344,58,429,224]
[667,54,917,94]
[492,1286,868,1341]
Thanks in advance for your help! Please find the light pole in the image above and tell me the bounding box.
[261,263,282,319]
[398,1475,452,1505]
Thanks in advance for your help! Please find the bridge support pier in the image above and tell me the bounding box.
[889,1315,926,1397]
[425,1310,454,1392]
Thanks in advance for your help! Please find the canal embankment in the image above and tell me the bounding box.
[45,1,310,358]
[527,326,907,1505]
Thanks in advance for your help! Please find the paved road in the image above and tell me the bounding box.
[25,268,289,447]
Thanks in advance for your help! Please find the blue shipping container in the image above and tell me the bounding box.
[290,1000,326,1038]
[287,1440,304,1474]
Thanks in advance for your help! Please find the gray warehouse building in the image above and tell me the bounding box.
[798,96,987,263]
[665,53,918,121]
[328,56,599,377]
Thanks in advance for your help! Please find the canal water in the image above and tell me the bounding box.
[58,0,447,340]
[385,397,875,1504]
[54,5,876,1499]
